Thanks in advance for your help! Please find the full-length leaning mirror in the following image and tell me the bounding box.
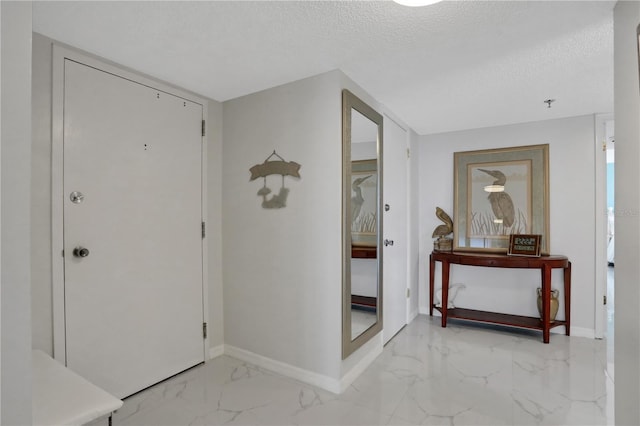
[342,89,383,359]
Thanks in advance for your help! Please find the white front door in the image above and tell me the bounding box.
[383,116,408,344]
[62,59,205,398]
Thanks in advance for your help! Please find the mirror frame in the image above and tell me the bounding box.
[342,89,383,359]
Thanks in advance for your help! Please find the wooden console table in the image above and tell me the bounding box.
[429,251,571,343]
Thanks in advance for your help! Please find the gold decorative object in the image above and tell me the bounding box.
[432,207,453,251]
[537,287,560,322]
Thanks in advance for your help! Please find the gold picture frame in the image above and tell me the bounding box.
[453,144,550,254]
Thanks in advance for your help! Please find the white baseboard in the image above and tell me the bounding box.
[224,345,342,394]
[407,309,419,323]
[208,344,224,360]
[339,337,382,392]
[567,326,595,339]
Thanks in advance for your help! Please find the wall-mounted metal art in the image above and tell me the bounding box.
[249,150,301,209]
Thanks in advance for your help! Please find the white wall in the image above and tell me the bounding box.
[613,2,640,424]
[1,2,33,424]
[31,32,54,353]
[222,71,344,382]
[30,33,225,354]
[31,37,391,392]
[419,115,598,336]
[207,101,225,352]
[408,129,420,321]
[222,70,387,390]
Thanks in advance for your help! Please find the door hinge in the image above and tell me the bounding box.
[202,120,206,137]
[406,288,410,298]
[406,148,411,159]
[604,295,607,305]
[202,322,208,339]
[61,249,65,258]
[201,221,206,239]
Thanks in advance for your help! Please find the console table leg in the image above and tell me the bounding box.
[541,264,552,343]
[441,260,450,328]
[429,254,435,316]
[564,262,572,336]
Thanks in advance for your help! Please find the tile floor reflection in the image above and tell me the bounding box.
[351,309,377,340]
[113,315,613,425]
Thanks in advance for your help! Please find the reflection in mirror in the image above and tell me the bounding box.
[342,90,383,359]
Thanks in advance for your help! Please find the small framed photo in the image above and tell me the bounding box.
[508,234,542,257]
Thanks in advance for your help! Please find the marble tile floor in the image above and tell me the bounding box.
[110,315,613,426]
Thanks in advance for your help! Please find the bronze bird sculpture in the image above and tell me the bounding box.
[478,169,515,228]
[432,207,453,238]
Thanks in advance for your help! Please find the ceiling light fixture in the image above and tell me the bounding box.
[484,185,505,193]
[392,0,443,6]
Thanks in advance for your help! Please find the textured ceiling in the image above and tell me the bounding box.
[32,1,615,135]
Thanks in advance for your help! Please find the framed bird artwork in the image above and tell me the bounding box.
[351,159,378,247]
[453,144,550,254]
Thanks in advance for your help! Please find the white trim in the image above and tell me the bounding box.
[50,44,210,365]
[594,113,613,339]
[208,344,224,360]
[224,345,343,394]
[568,326,596,339]
[51,44,66,364]
[408,309,419,323]
[339,339,383,392]
[200,100,210,362]
[418,307,431,316]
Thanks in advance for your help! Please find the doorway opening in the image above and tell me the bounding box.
[605,118,615,376]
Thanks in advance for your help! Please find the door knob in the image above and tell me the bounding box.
[70,191,85,204]
[73,247,90,258]
[384,239,394,247]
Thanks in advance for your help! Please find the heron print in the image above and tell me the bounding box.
[469,160,532,239]
[351,159,377,246]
